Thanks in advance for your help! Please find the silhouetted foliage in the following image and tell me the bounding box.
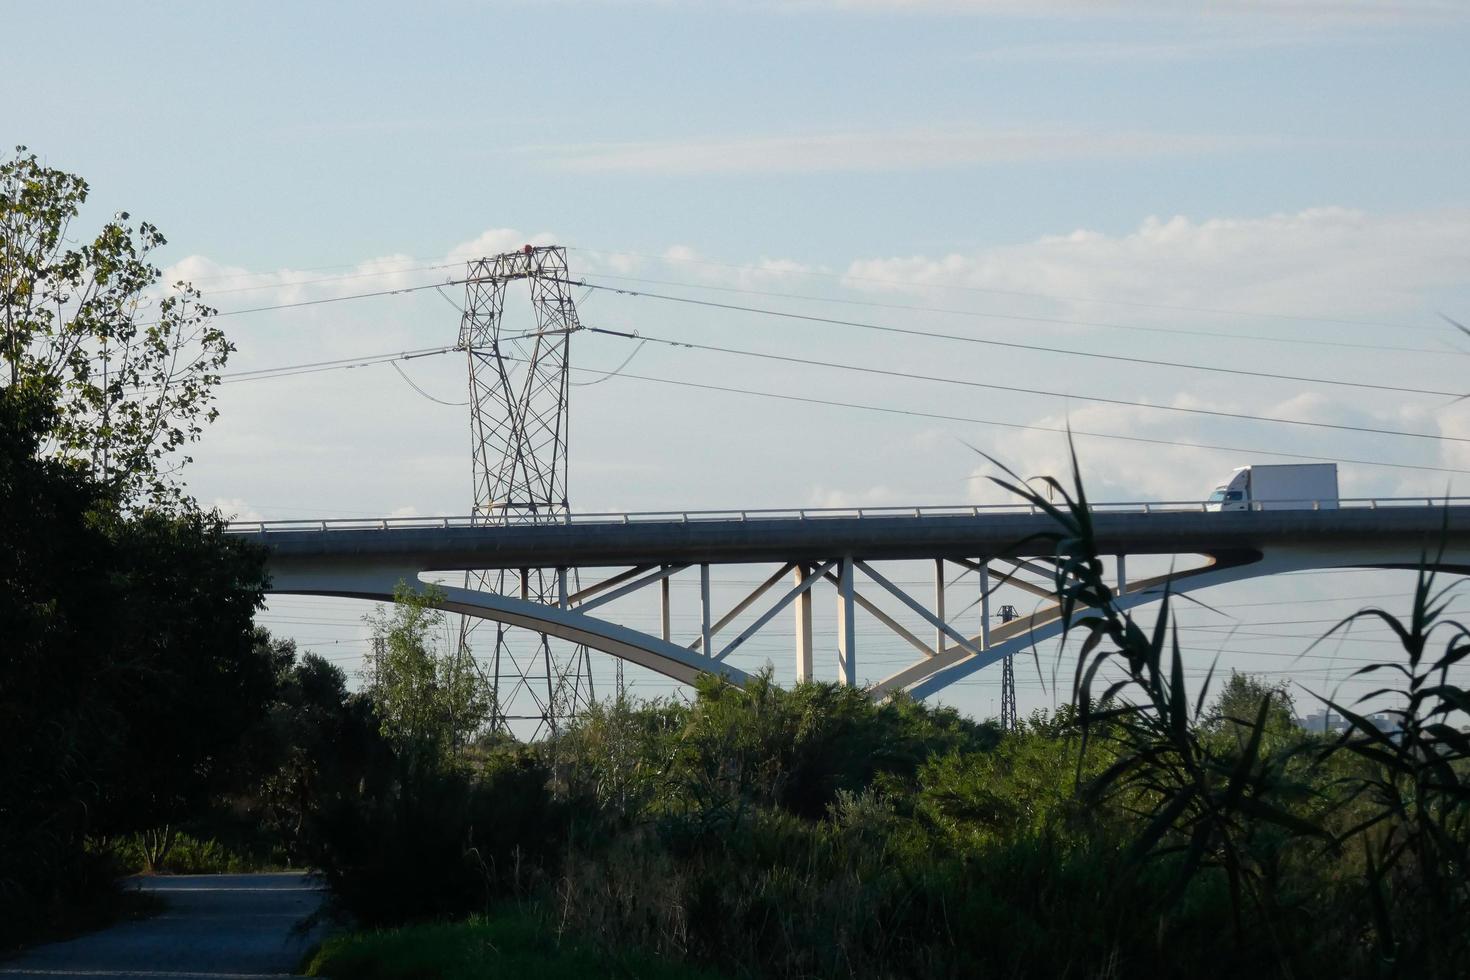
[299,447,1470,979]
[0,387,272,946]
[2,150,262,946]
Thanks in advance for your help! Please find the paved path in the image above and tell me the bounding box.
[0,873,327,979]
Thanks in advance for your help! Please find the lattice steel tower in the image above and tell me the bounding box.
[998,604,1019,732]
[455,245,595,737]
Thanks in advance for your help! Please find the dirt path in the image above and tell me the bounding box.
[0,873,327,979]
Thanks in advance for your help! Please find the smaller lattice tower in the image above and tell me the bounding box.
[455,245,595,738]
[997,604,1019,732]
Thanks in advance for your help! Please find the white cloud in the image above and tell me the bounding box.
[806,483,910,509]
[210,497,266,522]
[165,227,563,318]
[655,244,815,288]
[844,207,1470,318]
[960,385,1457,509]
[782,0,1465,21]
[446,228,559,265]
[972,34,1332,63]
[577,0,1466,23]
[527,127,1274,176]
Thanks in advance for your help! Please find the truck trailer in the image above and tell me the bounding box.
[1204,463,1339,511]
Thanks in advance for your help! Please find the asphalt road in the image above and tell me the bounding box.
[0,873,327,979]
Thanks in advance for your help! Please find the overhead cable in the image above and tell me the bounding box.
[213,280,464,318]
[188,263,461,297]
[391,361,468,406]
[176,341,1470,475]
[550,355,1470,475]
[567,281,1459,398]
[581,327,1469,446]
[570,339,648,387]
[567,245,1437,333]
[575,272,1450,356]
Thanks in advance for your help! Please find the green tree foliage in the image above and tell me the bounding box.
[1,146,229,506]
[237,632,391,866]
[1202,671,1300,753]
[0,153,267,947]
[283,439,1470,978]
[0,387,273,943]
[1312,568,1470,974]
[363,583,493,762]
[980,446,1331,940]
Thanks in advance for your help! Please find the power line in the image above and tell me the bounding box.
[582,327,1470,448]
[213,280,462,318]
[180,256,450,285]
[570,339,648,387]
[213,345,458,384]
[198,262,459,297]
[391,360,468,406]
[200,270,1460,400]
[187,339,1470,475]
[568,245,1439,334]
[568,281,1460,398]
[559,357,1470,475]
[575,272,1453,357]
[166,244,1440,335]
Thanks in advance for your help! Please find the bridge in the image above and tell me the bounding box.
[228,496,1470,700]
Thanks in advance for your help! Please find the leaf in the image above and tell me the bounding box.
[1221,695,1272,812]
[1127,785,1198,865]
[1231,794,1330,841]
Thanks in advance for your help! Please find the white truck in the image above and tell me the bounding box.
[1204,463,1339,512]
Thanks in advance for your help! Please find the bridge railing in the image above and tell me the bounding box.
[222,496,1470,534]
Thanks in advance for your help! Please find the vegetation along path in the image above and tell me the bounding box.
[0,873,326,980]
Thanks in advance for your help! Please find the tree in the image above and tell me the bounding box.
[0,382,273,939]
[0,152,264,944]
[364,583,493,762]
[240,633,391,864]
[1204,671,1299,746]
[1,146,229,507]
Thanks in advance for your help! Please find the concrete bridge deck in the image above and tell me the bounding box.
[227,498,1470,571]
[226,499,1470,698]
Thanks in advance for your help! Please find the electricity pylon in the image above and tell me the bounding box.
[998,604,1019,732]
[455,245,594,738]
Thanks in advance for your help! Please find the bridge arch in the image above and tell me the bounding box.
[245,502,1470,699]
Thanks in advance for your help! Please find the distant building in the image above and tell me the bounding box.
[1297,709,1404,739]
[1296,710,1348,734]
[1365,712,1400,735]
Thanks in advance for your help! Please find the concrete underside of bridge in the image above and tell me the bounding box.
[243,507,1470,698]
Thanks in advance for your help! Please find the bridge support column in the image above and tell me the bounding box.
[980,564,991,650]
[837,556,856,686]
[1117,555,1128,597]
[934,559,946,655]
[700,564,712,656]
[661,567,672,642]
[794,564,814,682]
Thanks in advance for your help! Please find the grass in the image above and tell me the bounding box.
[302,907,724,980]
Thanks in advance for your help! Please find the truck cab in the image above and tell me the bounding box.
[1204,463,1338,512]
[1205,469,1251,512]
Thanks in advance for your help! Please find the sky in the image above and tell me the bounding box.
[9,0,1470,724]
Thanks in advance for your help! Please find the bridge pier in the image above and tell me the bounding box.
[794,564,815,682]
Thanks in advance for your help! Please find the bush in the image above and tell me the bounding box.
[304,908,723,980]
[310,746,568,926]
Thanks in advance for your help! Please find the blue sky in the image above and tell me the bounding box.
[14,1,1469,261]
[9,0,1470,720]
